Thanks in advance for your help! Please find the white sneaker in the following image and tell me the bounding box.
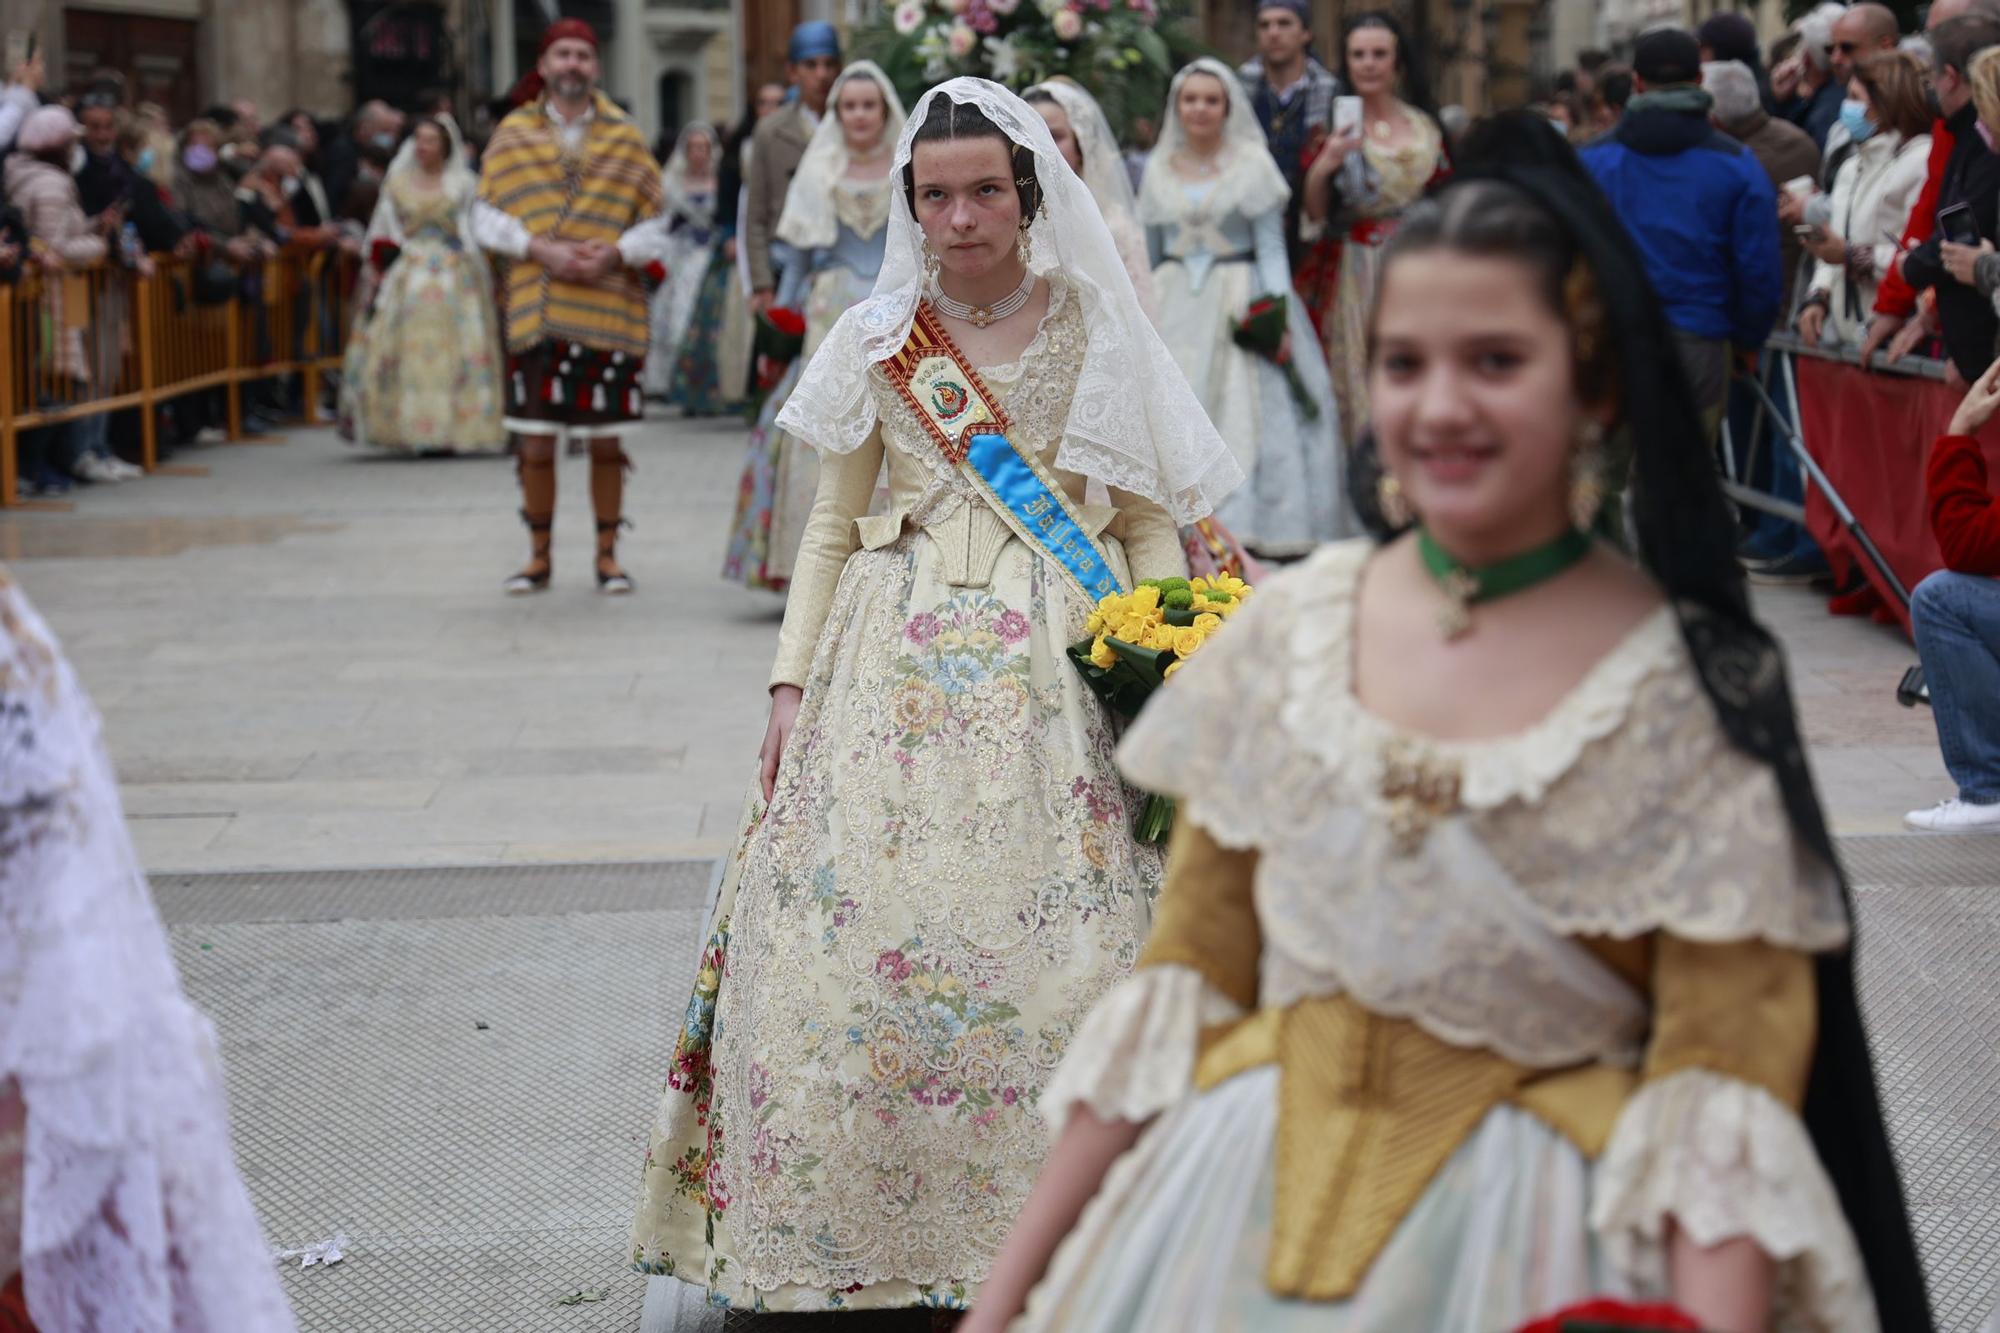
[194,427,226,445]
[73,453,124,483]
[108,457,144,479]
[1904,798,2000,833]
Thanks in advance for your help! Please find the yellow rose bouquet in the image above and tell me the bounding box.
[1068,574,1253,842]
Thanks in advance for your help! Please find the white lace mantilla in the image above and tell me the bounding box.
[0,575,296,1331]
[1116,542,1852,1069]
[1593,1069,1877,1332]
[1136,59,1290,230]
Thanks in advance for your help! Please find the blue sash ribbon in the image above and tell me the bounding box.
[964,430,1128,604]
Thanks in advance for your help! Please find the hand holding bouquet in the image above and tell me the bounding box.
[1233,292,1320,422]
[1069,575,1254,843]
[368,238,401,271]
[749,305,808,413]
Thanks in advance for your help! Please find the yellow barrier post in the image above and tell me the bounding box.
[134,265,158,473]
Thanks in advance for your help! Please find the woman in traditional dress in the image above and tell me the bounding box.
[1024,81,1155,320]
[0,568,299,1331]
[721,63,904,592]
[963,116,1930,1333]
[1141,59,1347,560]
[337,116,506,454]
[644,123,737,415]
[1297,12,1449,435]
[632,79,1240,1315]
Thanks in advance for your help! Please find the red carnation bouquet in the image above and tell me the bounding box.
[1515,1299,1703,1332]
[1232,292,1319,421]
[750,305,808,410]
[368,238,401,271]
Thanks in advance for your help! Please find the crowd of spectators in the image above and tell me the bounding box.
[1540,0,2000,830]
[0,47,457,495]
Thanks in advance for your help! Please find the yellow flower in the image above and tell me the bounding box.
[1117,615,1153,642]
[1129,585,1163,615]
[1089,635,1119,669]
[1209,575,1250,599]
[1163,659,1184,679]
[1189,577,1211,596]
[1171,625,1206,658]
[1142,624,1177,652]
[1193,612,1223,634]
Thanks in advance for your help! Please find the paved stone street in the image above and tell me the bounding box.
[3,416,1997,1330]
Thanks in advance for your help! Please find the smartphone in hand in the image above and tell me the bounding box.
[1938,201,1980,247]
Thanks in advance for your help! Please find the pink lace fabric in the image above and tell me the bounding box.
[0,575,296,1331]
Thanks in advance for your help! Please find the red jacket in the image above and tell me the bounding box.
[1874,119,1956,319]
[1929,434,2000,574]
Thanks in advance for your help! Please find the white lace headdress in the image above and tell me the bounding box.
[775,77,1241,523]
[775,60,907,251]
[1138,57,1291,228]
[661,121,720,228]
[387,111,477,207]
[1026,80,1142,232]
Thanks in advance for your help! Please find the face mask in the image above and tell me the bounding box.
[1838,99,1875,143]
[136,147,156,175]
[183,144,218,173]
[68,143,85,173]
[371,132,396,150]
[281,174,300,198]
[1981,120,1998,153]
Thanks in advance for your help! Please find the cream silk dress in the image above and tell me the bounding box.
[633,283,1186,1312]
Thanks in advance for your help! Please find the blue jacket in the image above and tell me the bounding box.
[1581,100,1783,349]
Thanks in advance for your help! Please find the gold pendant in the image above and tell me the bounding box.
[968,307,995,328]
[1436,570,1478,640]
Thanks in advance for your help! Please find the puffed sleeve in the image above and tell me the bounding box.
[768,424,887,690]
[1590,935,1877,1329]
[1038,819,1255,1138]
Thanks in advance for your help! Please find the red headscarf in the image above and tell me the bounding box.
[507,18,600,107]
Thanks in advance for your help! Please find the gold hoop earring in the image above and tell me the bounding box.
[1569,421,1606,531]
[1377,473,1414,528]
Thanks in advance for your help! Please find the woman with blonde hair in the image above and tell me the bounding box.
[1796,50,1932,348]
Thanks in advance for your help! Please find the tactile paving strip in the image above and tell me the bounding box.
[160,842,1998,1331]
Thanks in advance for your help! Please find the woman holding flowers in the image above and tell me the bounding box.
[1142,59,1349,559]
[964,116,1928,1333]
[722,62,904,592]
[632,79,1239,1315]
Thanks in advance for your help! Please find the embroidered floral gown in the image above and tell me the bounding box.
[722,176,889,592]
[1016,541,1877,1332]
[337,173,505,453]
[633,282,1184,1312]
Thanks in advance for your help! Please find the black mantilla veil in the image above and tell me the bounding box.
[1352,112,1931,1329]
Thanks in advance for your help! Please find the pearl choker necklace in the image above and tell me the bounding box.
[931,267,1035,328]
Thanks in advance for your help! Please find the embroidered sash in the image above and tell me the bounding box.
[882,302,1127,603]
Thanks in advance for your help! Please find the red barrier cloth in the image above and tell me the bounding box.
[1792,356,2000,636]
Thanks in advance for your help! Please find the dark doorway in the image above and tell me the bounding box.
[62,9,200,122]
[657,69,691,147]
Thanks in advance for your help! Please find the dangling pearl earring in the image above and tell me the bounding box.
[921,235,942,287]
[1016,219,1033,268]
[1377,474,1414,528]
[1569,420,1606,532]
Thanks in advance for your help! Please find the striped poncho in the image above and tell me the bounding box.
[477,92,666,357]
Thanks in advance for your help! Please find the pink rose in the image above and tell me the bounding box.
[947,19,978,57]
[1051,7,1083,40]
[990,0,1021,12]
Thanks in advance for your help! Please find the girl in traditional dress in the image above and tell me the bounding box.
[644,124,738,415]
[338,117,506,454]
[721,63,904,592]
[964,115,1929,1333]
[1297,12,1449,435]
[1141,59,1347,560]
[632,79,1239,1315]
[1024,81,1155,320]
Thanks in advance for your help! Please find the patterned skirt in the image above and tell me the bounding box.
[337,238,505,453]
[664,249,740,417]
[631,531,1163,1312]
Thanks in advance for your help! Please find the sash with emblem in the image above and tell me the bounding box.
[882,303,1128,604]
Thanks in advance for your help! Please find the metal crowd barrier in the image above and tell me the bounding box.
[1720,331,1949,611]
[0,247,359,508]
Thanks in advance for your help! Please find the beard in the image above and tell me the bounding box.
[552,73,591,100]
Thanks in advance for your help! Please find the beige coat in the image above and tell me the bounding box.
[4,154,108,384]
[743,100,814,294]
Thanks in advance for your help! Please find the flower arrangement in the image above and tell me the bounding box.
[857,0,1198,140]
[1232,292,1318,420]
[1513,1299,1703,1333]
[748,305,807,416]
[1068,574,1252,842]
[368,238,401,271]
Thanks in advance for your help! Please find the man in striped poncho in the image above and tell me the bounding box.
[472,18,668,595]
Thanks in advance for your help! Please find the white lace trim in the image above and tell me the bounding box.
[1278,540,1684,810]
[0,578,297,1332]
[1038,965,1243,1141]
[1592,1069,1877,1333]
[773,62,906,252]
